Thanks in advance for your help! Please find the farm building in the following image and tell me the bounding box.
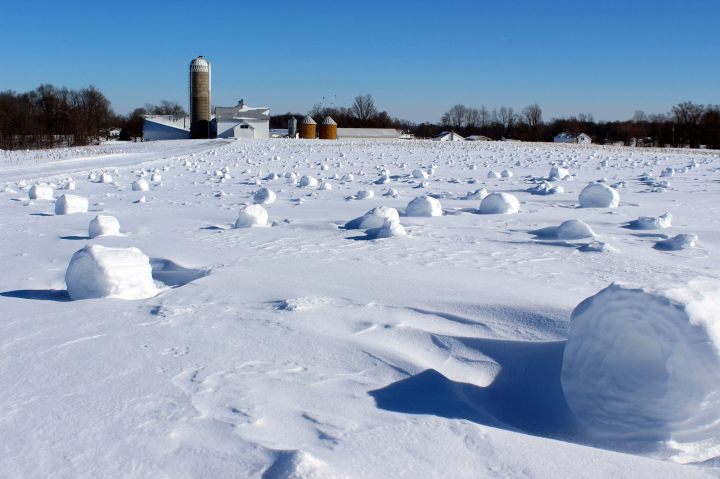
[142,115,191,141]
[466,135,492,141]
[434,131,465,141]
[215,100,270,139]
[554,132,592,144]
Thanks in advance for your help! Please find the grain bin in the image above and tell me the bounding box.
[319,116,338,140]
[299,115,317,139]
[189,56,211,139]
[288,117,298,138]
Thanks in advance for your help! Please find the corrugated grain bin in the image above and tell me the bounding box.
[299,115,317,139]
[319,116,338,140]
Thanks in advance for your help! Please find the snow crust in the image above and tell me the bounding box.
[65,245,158,300]
[562,280,720,463]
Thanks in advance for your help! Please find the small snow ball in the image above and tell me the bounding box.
[234,204,268,228]
[655,233,697,251]
[88,215,121,238]
[345,206,400,230]
[579,183,620,208]
[299,175,318,188]
[55,194,88,215]
[412,169,429,180]
[99,172,113,183]
[354,190,374,200]
[478,192,519,215]
[635,212,672,230]
[561,280,720,462]
[132,179,149,191]
[465,188,488,200]
[29,184,54,200]
[556,219,595,240]
[549,166,571,180]
[253,186,276,205]
[501,169,513,178]
[367,218,407,239]
[405,196,442,217]
[487,171,501,179]
[65,245,158,300]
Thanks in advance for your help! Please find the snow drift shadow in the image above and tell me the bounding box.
[370,338,580,439]
[0,289,70,301]
[150,258,210,288]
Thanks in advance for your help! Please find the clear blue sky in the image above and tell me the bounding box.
[1,0,718,123]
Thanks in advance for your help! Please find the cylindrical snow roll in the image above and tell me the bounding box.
[561,280,720,462]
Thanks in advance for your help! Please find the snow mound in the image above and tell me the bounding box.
[345,206,400,230]
[354,190,374,200]
[412,169,428,179]
[88,215,121,238]
[132,179,149,191]
[29,184,53,200]
[299,176,318,188]
[579,183,620,208]
[487,171,501,179]
[65,245,158,300]
[405,196,442,217]
[234,204,269,228]
[561,280,720,463]
[99,172,113,183]
[527,181,563,195]
[655,233,697,251]
[549,166,571,180]
[478,192,519,214]
[366,218,407,239]
[55,194,88,215]
[501,169,513,178]
[464,188,488,200]
[253,186,276,205]
[556,220,595,239]
[633,212,672,230]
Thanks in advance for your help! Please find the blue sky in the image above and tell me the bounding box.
[1,0,718,123]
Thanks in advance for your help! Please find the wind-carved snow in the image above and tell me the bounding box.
[0,138,719,478]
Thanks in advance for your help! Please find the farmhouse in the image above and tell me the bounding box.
[554,132,592,144]
[215,100,270,139]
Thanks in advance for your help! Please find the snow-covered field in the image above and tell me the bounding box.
[1,139,719,478]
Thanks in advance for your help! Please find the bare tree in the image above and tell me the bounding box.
[671,101,704,147]
[522,103,542,140]
[350,94,378,125]
[441,104,469,130]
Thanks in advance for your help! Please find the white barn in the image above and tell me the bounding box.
[214,100,270,139]
[434,131,465,141]
[554,132,592,144]
[142,115,191,141]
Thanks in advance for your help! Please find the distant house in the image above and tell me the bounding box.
[434,131,465,141]
[466,135,492,141]
[143,115,191,141]
[336,128,402,140]
[214,100,270,139]
[554,132,592,144]
[577,133,592,144]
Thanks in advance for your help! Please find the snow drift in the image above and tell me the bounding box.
[65,245,158,300]
[561,280,720,463]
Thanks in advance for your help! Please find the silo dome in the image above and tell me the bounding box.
[190,56,210,71]
[321,116,337,125]
[301,115,317,125]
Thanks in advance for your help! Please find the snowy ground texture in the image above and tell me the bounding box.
[2,139,720,478]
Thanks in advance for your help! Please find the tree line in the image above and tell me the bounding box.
[0,84,186,150]
[2,85,718,150]
[429,101,720,148]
